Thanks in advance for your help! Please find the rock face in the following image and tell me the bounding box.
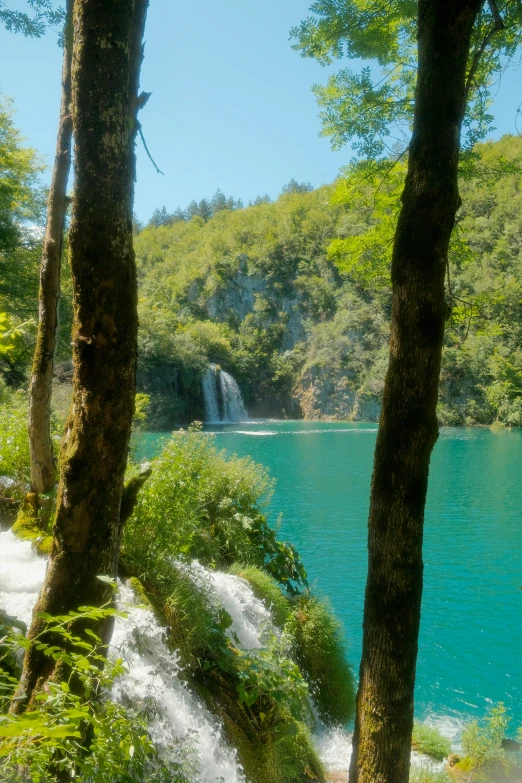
[205,271,306,352]
[136,365,205,429]
[296,368,382,422]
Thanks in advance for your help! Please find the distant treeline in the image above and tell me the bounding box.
[141,179,314,229]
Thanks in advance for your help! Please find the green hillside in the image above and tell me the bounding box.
[134,136,522,428]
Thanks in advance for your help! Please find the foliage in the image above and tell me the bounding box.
[123,425,307,592]
[0,95,45,253]
[286,592,355,725]
[0,390,31,498]
[408,766,452,783]
[0,390,62,503]
[146,189,243,229]
[461,703,513,773]
[0,603,189,782]
[411,722,452,761]
[0,1,64,37]
[290,1,522,158]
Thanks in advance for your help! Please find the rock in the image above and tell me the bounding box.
[502,738,521,752]
[448,753,461,767]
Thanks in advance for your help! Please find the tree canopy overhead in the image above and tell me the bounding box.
[0,0,63,37]
[291,0,522,157]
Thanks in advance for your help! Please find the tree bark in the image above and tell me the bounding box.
[28,0,73,495]
[13,0,149,709]
[348,2,483,781]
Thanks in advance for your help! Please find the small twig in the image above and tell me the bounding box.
[465,0,505,96]
[138,124,164,175]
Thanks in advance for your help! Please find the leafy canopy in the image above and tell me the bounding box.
[291,0,522,157]
[0,0,63,36]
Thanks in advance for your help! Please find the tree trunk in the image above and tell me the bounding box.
[28,0,73,495]
[349,2,483,781]
[13,0,149,709]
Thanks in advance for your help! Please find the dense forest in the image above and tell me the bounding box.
[2,107,521,430]
[134,136,522,428]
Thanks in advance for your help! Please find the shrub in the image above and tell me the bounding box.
[0,391,30,501]
[411,721,452,761]
[286,593,355,726]
[123,426,307,592]
[461,703,512,772]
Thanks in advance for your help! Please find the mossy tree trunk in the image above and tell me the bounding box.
[13,0,149,709]
[28,0,73,495]
[348,2,483,781]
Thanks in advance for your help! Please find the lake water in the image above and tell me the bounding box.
[141,421,522,731]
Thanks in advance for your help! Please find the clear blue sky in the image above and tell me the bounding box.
[1,0,521,222]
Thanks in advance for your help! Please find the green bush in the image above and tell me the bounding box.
[123,426,307,592]
[0,391,30,500]
[411,721,452,761]
[461,703,514,773]
[286,593,355,726]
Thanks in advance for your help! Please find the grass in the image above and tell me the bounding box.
[287,593,355,726]
[412,721,452,761]
[229,564,291,627]
[409,767,453,783]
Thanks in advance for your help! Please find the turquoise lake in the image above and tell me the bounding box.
[142,421,522,729]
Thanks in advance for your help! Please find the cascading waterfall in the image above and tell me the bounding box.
[201,365,221,424]
[219,371,247,422]
[202,364,247,424]
[0,530,244,783]
[111,583,245,782]
[0,528,449,779]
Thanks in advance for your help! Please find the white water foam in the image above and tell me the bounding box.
[111,584,245,782]
[0,531,244,783]
[181,560,273,650]
[0,530,47,626]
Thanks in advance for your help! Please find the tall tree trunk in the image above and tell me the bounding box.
[28,0,73,495]
[349,2,483,781]
[13,0,149,709]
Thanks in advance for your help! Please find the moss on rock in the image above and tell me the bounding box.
[127,576,153,609]
[287,592,355,726]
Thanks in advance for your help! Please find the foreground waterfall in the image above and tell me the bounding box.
[0,530,244,783]
[202,364,248,423]
[0,528,449,780]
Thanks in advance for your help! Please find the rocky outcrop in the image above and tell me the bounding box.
[296,368,382,421]
[136,365,205,429]
[205,272,306,351]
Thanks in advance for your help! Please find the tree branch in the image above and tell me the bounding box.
[465,0,505,96]
[137,123,164,175]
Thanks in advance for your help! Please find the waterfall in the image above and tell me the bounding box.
[0,530,244,783]
[202,364,247,424]
[111,584,245,782]
[0,529,449,780]
[201,365,221,423]
[219,370,247,422]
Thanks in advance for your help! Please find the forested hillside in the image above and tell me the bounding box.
[1,99,521,429]
[134,136,522,428]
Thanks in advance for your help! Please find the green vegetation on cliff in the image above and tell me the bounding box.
[134,135,522,427]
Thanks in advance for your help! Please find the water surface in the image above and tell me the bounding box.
[141,421,522,728]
